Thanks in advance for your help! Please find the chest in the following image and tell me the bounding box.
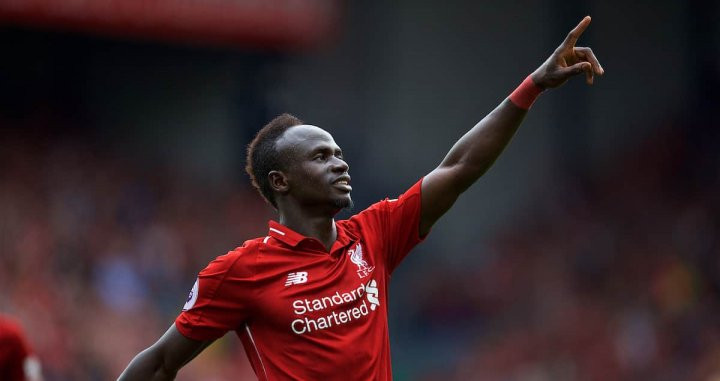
[252,240,386,336]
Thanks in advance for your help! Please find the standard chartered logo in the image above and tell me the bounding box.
[365,279,379,310]
[291,279,380,335]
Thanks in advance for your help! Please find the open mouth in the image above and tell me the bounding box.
[332,177,352,192]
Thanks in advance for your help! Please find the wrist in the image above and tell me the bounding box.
[530,71,547,90]
[508,75,544,110]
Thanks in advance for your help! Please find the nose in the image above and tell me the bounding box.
[331,156,349,173]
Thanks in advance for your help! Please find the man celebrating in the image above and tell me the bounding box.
[119,16,603,380]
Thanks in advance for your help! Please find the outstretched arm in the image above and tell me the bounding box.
[419,16,604,236]
[117,324,214,381]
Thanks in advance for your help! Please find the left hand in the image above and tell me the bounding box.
[531,16,604,89]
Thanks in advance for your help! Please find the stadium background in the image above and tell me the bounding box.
[1,0,719,379]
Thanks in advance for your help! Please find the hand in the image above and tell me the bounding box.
[531,16,604,89]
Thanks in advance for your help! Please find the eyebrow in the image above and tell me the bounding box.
[309,145,342,156]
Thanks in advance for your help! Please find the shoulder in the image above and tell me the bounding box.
[345,189,415,223]
[337,198,394,238]
[340,179,424,227]
[201,238,264,278]
[357,179,424,217]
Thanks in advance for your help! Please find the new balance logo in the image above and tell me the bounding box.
[285,272,308,286]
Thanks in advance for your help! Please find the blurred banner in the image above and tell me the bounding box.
[0,0,339,49]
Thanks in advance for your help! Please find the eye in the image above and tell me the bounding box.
[313,153,326,161]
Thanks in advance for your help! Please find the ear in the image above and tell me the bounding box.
[268,170,289,194]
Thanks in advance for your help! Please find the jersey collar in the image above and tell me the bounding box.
[267,220,306,247]
[267,220,358,253]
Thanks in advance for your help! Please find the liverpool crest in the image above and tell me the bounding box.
[348,243,374,278]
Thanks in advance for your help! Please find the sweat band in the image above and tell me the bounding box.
[508,75,543,110]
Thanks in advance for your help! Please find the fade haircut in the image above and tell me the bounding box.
[245,113,304,208]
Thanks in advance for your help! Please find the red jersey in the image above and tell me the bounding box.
[0,316,32,381]
[176,179,425,380]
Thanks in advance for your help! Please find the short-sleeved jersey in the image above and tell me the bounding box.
[176,179,426,380]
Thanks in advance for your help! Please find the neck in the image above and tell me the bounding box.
[278,209,338,252]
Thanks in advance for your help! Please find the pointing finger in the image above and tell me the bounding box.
[560,16,591,49]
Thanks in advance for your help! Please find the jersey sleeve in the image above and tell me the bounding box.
[353,178,426,274]
[175,247,255,341]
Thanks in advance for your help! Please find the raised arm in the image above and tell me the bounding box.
[419,16,604,235]
[117,324,214,381]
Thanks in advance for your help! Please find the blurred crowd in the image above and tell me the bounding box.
[1,118,719,380]
[409,125,720,380]
[0,125,269,379]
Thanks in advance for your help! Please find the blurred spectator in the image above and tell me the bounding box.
[0,314,43,381]
[0,128,268,379]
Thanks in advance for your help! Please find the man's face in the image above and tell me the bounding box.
[275,125,353,212]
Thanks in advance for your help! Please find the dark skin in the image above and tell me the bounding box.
[269,125,353,250]
[118,16,603,380]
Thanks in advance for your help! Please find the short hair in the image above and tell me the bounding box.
[245,113,304,208]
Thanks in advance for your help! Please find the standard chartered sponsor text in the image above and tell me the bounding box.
[291,280,379,335]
